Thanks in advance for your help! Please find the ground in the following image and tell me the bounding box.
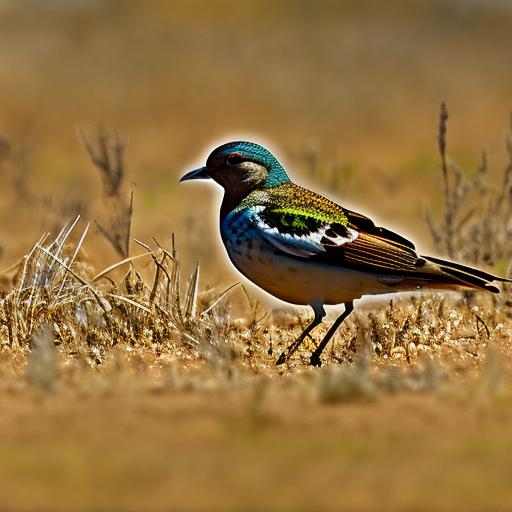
[2,365,512,511]
[1,308,512,511]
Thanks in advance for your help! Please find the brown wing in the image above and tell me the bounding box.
[309,206,422,273]
[313,230,422,273]
[343,208,416,251]
[259,184,506,290]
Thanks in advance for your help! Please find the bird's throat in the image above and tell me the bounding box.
[220,188,251,221]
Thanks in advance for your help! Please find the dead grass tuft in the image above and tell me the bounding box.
[79,127,133,259]
[426,104,512,271]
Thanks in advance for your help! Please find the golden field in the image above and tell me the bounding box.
[0,1,511,511]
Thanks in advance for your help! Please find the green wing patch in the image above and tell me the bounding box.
[258,209,326,236]
[257,208,353,242]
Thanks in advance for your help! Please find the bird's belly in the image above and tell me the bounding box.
[222,230,391,306]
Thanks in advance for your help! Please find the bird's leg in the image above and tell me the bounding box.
[310,301,354,367]
[276,304,325,365]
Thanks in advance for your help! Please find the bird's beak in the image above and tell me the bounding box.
[180,166,210,182]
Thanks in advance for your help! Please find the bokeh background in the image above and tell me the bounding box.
[0,0,511,281]
[1,3,512,511]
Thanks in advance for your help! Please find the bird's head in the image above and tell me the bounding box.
[180,141,290,193]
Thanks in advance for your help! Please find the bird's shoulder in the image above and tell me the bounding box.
[237,183,349,224]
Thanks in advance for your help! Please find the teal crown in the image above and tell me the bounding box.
[208,141,291,188]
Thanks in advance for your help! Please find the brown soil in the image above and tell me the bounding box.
[1,372,512,512]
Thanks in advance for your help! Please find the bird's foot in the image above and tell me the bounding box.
[309,353,322,367]
[276,352,287,365]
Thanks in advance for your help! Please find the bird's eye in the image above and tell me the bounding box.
[227,153,245,166]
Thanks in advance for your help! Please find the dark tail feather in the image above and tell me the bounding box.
[422,255,511,294]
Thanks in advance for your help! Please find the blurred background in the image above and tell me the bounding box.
[1,4,512,511]
[0,0,511,284]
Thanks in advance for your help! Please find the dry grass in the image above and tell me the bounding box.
[0,91,509,376]
[0,195,510,511]
[1,2,512,510]
[426,103,512,271]
[0,107,509,391]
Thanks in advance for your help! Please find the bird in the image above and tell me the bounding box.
[181,141,510,366]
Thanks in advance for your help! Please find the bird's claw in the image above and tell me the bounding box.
[276,352,287,365]
[309,353,322,367]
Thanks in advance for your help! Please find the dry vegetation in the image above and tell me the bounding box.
[1,2,512,511]
[2,105,510,382]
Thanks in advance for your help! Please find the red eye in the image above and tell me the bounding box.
[227,153,244,165]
